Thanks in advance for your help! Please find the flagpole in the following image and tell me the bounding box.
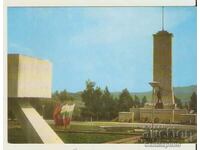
[162,6,164,31]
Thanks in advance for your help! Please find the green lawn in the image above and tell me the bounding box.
[8,127,133,143]
[8,127,27,143]
[8,120,134,143]
[8,120,196,143]
[57,132,132,143]
[52,123,136,143]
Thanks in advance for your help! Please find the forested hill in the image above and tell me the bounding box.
[131,85,196,103]
[69,85,196,103]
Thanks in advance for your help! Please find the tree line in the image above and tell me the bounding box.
[81,80,146,121]
[174,92,197,112]
[8,80,197,121]
[45,80,148,121]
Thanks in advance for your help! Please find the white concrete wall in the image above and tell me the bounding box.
[8,54,52,98]
[118,112,134,122]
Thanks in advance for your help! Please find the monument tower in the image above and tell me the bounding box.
[152,7,175,108]
[129,7,188,123]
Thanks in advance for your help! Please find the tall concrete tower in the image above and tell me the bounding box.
[153,30,175,108]
[152,7,175,108]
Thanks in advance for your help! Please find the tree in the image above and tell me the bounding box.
[174,96,183,109]
[189,92,197,112]
[59,90,69,102]
[52,90,74,102]
[133,95,140,108]
[118,88,134,111]
[52,90,59,100]
[81,80,104,120]
[93,87,103,120]
[101,86,117,120]
[81,80,96,120]
[183,102,189,110]
[141,96,147,107]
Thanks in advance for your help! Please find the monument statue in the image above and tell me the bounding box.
[129,7,189,124]
[155,87,164,109]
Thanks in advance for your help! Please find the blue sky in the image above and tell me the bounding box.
[8,7,197,92]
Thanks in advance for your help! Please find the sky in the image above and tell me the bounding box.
[8,7,197,92]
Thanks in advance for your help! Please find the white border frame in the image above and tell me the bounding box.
[3,0,197,150]
[6,0,196,7]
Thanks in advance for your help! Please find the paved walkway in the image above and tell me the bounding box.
[47,120,196,130]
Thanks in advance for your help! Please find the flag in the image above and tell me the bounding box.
[53,103,63,126]
[60,104,75,127]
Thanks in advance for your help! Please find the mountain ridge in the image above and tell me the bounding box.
[69,85,197,103]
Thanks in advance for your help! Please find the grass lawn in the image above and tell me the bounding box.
[8,120,135,143]
[8,120,195,143]
[52,123,136,143]
[8,126,133,143]
[8,127,27,143]
[57,132,132,143]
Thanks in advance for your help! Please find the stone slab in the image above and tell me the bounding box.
[9,99,63,143]
[8,54,52,98]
